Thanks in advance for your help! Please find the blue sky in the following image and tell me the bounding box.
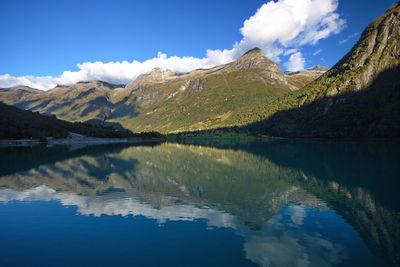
[0,0,397,89]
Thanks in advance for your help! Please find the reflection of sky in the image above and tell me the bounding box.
[0,186,364,266]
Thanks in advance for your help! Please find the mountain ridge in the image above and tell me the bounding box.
[0,49,327,133]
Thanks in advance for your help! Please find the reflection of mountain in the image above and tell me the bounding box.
[0,143,323,225]
[0,142,161,177]
[0,142,398,266]
[252,140,400,266]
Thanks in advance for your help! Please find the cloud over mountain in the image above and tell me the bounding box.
[0,0,345,90]
[284,52,306,71]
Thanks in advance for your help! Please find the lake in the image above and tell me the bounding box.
[0,140,398,266]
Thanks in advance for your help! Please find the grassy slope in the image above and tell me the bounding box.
[116,69,289,133]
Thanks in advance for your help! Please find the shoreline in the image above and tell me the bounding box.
[0,137,164,147]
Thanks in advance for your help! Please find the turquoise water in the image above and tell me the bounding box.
[0,140,398,266]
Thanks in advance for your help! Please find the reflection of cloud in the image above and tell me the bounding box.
[243,208,347,267]
[0,185,56,202]
[0,186,238,228]
[288,205,306,225]
[284,52,305,71]
[0,186,347,266]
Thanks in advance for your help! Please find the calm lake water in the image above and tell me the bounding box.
[0,140,398,266]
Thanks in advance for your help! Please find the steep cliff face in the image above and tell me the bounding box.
[324,2,400,96]
[236,2,400,138]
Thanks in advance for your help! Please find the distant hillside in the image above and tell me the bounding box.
[232,2,400,138]
[0,49,326,134]
[285,65,329,89]
[0,102,135,140]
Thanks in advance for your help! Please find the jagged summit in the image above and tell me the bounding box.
[221,47,284,80]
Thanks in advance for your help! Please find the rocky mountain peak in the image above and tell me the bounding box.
[240,47,264,58]
[221,48,282,73]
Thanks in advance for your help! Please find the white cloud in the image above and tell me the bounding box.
[0,74,59,91]
[284,52,305,71]
[0,0,345,90]
[284,49,299,56]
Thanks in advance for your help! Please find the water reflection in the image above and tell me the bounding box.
[0,141,398,266]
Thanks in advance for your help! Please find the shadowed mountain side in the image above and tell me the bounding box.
[0,102,136,140]
[84,118,130,132]
[245,65,400,138]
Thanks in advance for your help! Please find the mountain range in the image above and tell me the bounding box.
[0,49,327,134]
[0,2,399,138]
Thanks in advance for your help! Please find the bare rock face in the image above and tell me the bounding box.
[223,48,276,72]
[326,2,400,95]
[186,78,204,93]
